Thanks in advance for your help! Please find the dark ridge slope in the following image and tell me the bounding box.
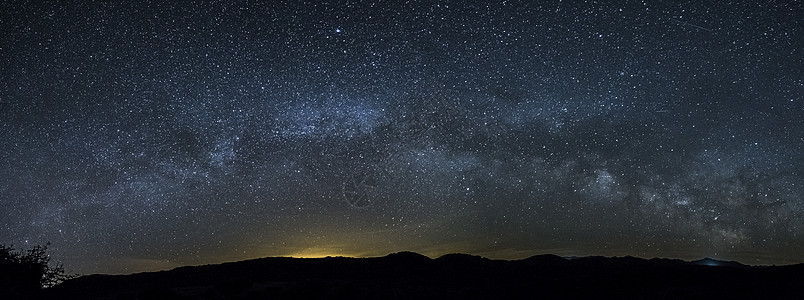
[47,253,804,299]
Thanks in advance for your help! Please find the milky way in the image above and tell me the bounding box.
[1,1,802,274]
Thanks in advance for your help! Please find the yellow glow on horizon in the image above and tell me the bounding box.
[286,247,364,258]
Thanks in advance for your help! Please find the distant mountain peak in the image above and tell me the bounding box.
[384,251,431,261]
[691,257,749,268]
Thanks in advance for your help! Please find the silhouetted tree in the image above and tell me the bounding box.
[0,243,74,296]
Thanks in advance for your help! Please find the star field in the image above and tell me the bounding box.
[1,1,802,274]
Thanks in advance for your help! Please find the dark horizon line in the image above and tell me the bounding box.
[80,251,804,277]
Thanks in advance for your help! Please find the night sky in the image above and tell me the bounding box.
[1,1,802,275]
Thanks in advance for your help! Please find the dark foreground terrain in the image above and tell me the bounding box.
[44,252,804,299]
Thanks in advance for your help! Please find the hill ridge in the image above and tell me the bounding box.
[48,252,804,299]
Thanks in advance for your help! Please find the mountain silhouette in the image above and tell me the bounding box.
[520,254,568,265]
[45,253,804,299]
[384,250,432,263]
[691,257,749,268]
